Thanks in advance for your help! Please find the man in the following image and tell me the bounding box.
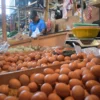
[29,10,46,37]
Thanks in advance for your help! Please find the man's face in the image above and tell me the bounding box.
[33,16,38,22]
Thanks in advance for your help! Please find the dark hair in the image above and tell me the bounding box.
[77,4,81,9]
[30,10,37,20]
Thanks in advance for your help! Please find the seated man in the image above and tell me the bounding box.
[29,10,46,37]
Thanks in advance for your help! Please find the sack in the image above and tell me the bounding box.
[31,27,40,38]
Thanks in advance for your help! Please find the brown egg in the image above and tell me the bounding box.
[41,83,53,95]
[82,73,96,83]
[72,85,85,100]
[0,93,6,100]
[2,65,10,70]
[86,62,95,70]
[19,90,32,100]
[52,61,60,65]
[71,54,78,60]
[64,96,74,100]
[48,93,61,100]
[8,66,17,72]
[43,68,54,75]
[90,65,100,77]
[68,71,81,80]
[48,57,56,63]
[34,73,44,84]
[61,64,69,68]
[60,68,71,75]
[55,69,60,74]
[41,63,48,67]
[0,85,9,95]
[9,79,21,89]
[18,86,30,96]
[58,74,69,84]
[91,58,100,65]
[19,56,25,61]
[64,56,71,61]
[85,95,100,100]
[24,57,31,62]
[74,69,82,76]
[77,61,86,69]
[85,80,100,92]
[69,79,84,89]
[30,74,35,82]
[77,53,84,59]
[21,67,28,70]
[41,57,48,63]
[28,82,38,92]
[44,74,56,85]
[19,74,30,86]
[82,69,91,76]
[91,85,100,97]
[83,58,89,63]
[87,54,95,61]
[74,59,81,63]
[31,92,48,100]
[57,55,64,61]
[4,96,18,100]
[52,73,60,82]
[69,62,78,71]
[28,53,35,59]
[55,83,70,98]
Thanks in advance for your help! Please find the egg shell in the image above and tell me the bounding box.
[4,96,18,100]
[85,95,100,100]
[0,85,9,95]
[0,93,7,100]
[69,62,78,71]
[60,68,71,75]
[60,64,69,69]
[64,96,74,100]
[43,68,54,75]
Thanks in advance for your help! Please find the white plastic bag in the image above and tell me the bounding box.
[31,27,40,38]
[0,41,10,53]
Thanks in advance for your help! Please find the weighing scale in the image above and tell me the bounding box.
[65,34,100,48]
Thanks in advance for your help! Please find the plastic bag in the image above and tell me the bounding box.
[31,27,40,38]
[0,41,10,53]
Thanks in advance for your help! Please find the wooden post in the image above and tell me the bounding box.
[44,0,49,22]
[1,0,7,41]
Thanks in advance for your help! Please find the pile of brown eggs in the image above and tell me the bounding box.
[0,52,100,100]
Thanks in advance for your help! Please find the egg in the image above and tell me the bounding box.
[52,61,60,65]
[68,71,81,80]
[30,74,35,82]
[85,95,100,100]
[90,65,100,77]
[41,57,48,63]
[4,96,18,100]
[19,74,30,86]
[87,54,95,61]
[21,67,28,70]
[78,61,86,69]
[85,80,100,92]
[0,93,6,100]
[18,86,30,96]
[57,55,64,61]
[31,92,48,100]
[86,62,95,70]
[64,96,74,100]
[28,82,38,92]
[41,83,53,95]
[43,68,54,75]
[48,57,56,63]
[71,54,78,60]
[60,64,69,68]
[91,85,100,97]
[48,93,61,100]
[60,68,71,75]
[82,69,91,76]
[69,62,78,71]
[72,85,85,100]
[74,69,82,76]
[0,85,9,95]
[34,73,44,84]
[82,73,96,83]
[55,83,70,98]
[19,90,32,100]
[55,69,60,74]
[2,65,10,70]
[69,79,84,89]
[64,56,71,61]
[58,74,69,84]
[84,89,90,97]
[91,58,100,65]
[9,79,21,89]
[44,74,56,85]
[41,63,48,67]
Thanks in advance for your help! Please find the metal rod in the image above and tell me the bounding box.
[1,0,7,41]
[81,0,84,23]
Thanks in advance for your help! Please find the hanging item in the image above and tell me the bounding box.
[87,6,92,20]
[55,7,62,19]
[62,0,72,19]
[46,19,52,32]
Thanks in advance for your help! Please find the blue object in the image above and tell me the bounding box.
[29,19,46,33]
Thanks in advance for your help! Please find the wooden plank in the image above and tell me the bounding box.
[1,0,7,41]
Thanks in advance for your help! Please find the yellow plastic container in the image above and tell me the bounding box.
[72,26,100,38]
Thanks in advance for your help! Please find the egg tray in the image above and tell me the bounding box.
[0,62,69,85]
